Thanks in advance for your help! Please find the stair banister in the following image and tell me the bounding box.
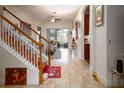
[3,7,51,65]
[0,15,44,47]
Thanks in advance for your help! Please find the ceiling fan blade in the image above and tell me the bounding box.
[47,15,61,22]
[55,19,61,21]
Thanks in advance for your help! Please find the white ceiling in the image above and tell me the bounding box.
[14,5,81,22]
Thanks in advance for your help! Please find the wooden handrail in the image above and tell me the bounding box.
[0,15,44,47]
[3,7,50,43]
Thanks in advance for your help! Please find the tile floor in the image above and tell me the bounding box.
[0,48,106,88]
[40,48,106,88]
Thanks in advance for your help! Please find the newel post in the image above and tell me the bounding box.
[39,45,43,85]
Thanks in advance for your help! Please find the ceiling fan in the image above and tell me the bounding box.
[48,16,61,23]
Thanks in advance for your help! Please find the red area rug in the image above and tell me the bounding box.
[48,66,61,78]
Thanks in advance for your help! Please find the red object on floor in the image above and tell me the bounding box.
[48,66,61,78]
[43,65,49,73]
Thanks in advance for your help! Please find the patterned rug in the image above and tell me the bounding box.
[48,66,61,78]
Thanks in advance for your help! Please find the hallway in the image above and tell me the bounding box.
[40,48,105,88]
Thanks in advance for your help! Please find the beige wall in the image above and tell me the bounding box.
[72,6,85,60]
[42,20,72,37]
[0,6,3,14]
[3,5,43,31]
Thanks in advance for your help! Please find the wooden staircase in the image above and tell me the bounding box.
[0,7,51,85]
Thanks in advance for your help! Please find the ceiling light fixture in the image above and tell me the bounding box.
[51,19,55,22]
[50,16,55,22]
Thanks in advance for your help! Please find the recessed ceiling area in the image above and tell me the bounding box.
[14,5,81,22]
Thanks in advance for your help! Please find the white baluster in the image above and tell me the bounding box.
[2,25,4,43]
[7,25,9,46]
[37,52,39,68]
[0,19,1,41]
[31,47,32,64]
[38,52,40,67]
[14,28,15,51]
[11,28,12,49]
[21,39,23,56]
[22,41,24,57]
[6,25,8,45]
[24,42,25,58]
[22,41,25,57]
[21,40,23,57]
[34,50,35,66]
[11,29,13,49]
[20,38,21,56]
[0,21,2,40]
[27,45,29,61]
[4,25,6,45]
[17,34,18,53]
[25,43,27,60]
[8,25,10,47]
[28,45,30,62]
[23,42,25,58]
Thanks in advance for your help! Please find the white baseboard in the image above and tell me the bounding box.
[96,71,107,86]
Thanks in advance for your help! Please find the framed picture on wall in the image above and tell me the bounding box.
[5,68,27,85]
[95,5,104,26]
[20,21,31,35]
[75,21,80,40]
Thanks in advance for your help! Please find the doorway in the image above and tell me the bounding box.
[46,28,68,48]
[84,6,90,64]
[46,28,69,59]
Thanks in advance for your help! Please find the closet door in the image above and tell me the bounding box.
[84,15,90,63]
